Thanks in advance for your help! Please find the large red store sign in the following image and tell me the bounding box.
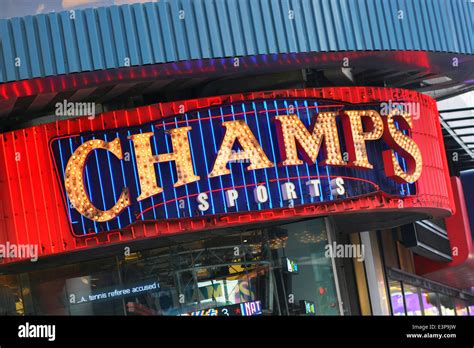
[51,90,425,235]
[0,88,454,259]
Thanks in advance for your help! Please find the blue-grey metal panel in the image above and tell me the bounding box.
[271,0,289,53]
[205,0,225,57]
[60,11,80,73]
[181,0,202,60]
[398,0,412,50]
[11,17,29,80]
[1,19,17,81]
[192,0,213,58]
[157,0,178,62]
[226,0,246,56]
[283,0,298,52]
[36,14,55,76]
[0,0,472,83]
[73,9,93,72]
[97,7,117,69]
[48,13,67,75]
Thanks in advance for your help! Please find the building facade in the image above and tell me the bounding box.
[0,0,473,316]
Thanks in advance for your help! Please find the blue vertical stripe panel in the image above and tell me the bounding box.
[270,0,289,52]
[425,0,441,51]
[419,0,435,51]
[132,4,154,65]
[329,0,348,50]
[226,0,246,56]
[292,0,310,52]
[356,0,374,50]
[23,16,42,78]
[170,0,190,61]
[48,13,67,74]
[143,3,166,63]
[121,5,140,66]
[396,2,409,49]
[3,19,17,80]
[204,0,224,57]
[0,0,472,83]
[412,0,427,51]
[157,0,178,62]
[432,0,448,52]
[11,18,29,80]
[321,0,339,50]
[84,8,104,70]
[97,7,117,68]
[404,0,420,50]
[311,0,330,51]
[192,0,212,58]
[339,0,358,51]
[215,0,236,56]
[259,0,278,54]
[440,0,455,52]
[380,0,396,49]
[454,0,468,53]
[109,6,128,68]
[460,0,473,53]
[387,0,405,50]
[73,9,92,71]
[0,41,4,82]
[281,0,299,53]
[468,0,474,52]
[448,0,463,53]
[373,0,390,50]
[59,12,79,73]
[250,0,269,54]
[364,0,382,50]
[181,0,203,60]
[35,14,55,76]
[398,0,413,50]
[238,0,257,55]
[301,0,319,51]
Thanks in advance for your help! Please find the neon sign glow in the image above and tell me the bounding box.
[51,97,421,235]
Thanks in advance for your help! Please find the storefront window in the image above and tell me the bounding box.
[454,299,469,316]
[389,281,405,316]
[268,219,340,315]
[0,274,23,315]
[28,258,123,315]
[439,294,456,316]
[387,281,470,317]
[420,288,440,315]
[21,217,340,316]
[402,283,422,316]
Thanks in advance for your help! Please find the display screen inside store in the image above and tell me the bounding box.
[300,300,316,315]
[67,280,159,305]
[283,257,299,274]
[182,301,262,316]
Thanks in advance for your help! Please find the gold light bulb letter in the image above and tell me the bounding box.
[64,138,130,222]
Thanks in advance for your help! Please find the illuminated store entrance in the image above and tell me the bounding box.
[157,218,340,316]
[8,218,341,316]
[119,218,339,316]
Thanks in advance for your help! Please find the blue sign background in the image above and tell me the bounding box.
[460,170,474,239]
[51,98,415,235]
